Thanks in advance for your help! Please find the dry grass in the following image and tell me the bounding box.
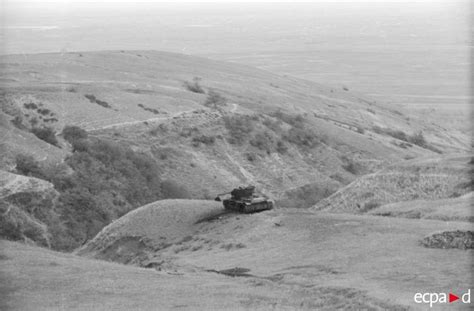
[368,192,473,222]
[77,199,223,261]
[315,156,471,214]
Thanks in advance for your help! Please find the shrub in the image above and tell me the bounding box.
[284,127,320,148]
[192,135,216,146]
[11,115,25,129]
[250,131,274,154]
[276,140,288,154]
[271,111,304,128]
[9,135,172,251]
[183,77,205,94]
[223,114,254,144]
[29,117,39,127]
[84,94,112,109]
[262,117,282,132]
[341,157,362,175]
[204,90,227,109]
[31,127,58,146]
[37,108,52,116]
[245,152,258,162]
[24,102,38,110]
[180,126,199,138]
[15,154,42,177]
[62,125,88,143]
[408,131,426,147]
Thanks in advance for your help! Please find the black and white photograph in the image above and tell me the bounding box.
[0,0,472,309]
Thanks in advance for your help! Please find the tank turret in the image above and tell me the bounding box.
[214,185,273,213]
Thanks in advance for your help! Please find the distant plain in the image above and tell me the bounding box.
[2,1,471,115]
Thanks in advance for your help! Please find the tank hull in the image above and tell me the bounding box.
[223,199,273,213]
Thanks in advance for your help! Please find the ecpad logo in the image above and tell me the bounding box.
[414,289,470,308]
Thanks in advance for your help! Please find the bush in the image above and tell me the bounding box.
[271,111,304,128]
[373,127,434,150]
[24,102,38,110]
[356,126,365,134]
[341,157,362,175]
[84,94,112,109]
[276,140,288,154]
[37,108,51,116]
[31,127,58,146]
[11,115,25,129]
[180,126,199,138]
[408,131,426,147]
[9,134,173,251]
[62,125,88,143]
[223,114,254,144]
[245,152,258,162]
[15,154,43,177]
[192,135,216,146]
[250,131,274,154]
[183,77,205,94]
[284,127,320,148]
[204,90,227,109]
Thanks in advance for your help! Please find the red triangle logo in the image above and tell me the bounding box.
[449,293,459,303]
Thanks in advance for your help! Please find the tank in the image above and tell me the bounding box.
[214,185,273,213]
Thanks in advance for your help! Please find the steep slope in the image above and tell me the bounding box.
[0,110,67,170]
[0,170,59,247]
[314,155,472,216]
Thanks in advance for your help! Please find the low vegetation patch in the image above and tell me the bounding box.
[137,103,161,115]
[223,111,321,154]
[421,230,473,250]
[12,126,190,251]
[183,77,205,94]
[23,102,38,110]
[31,127,58,146]
[62,125,88,143]
[84,94,112,109]
[372,126,440,153]
[283,126,320,148]
[204,90,227,109]
[223,114,255,145]
[192,135,216,147]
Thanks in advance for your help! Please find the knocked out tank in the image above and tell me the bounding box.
[214,185,273,213]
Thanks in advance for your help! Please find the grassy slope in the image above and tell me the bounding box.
[0,111,67,170]
[2,236,414,311]
[368,192,473,222]
[1,50,469,202]
[68,201,472,310]
[0,50,467,150]
[314,155,472,216]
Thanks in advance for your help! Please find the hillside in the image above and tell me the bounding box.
[314,155,472,216]
[6,200,468,310]
[1,51,471,249]
[0,50,472,310]
[2,51,468,188]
